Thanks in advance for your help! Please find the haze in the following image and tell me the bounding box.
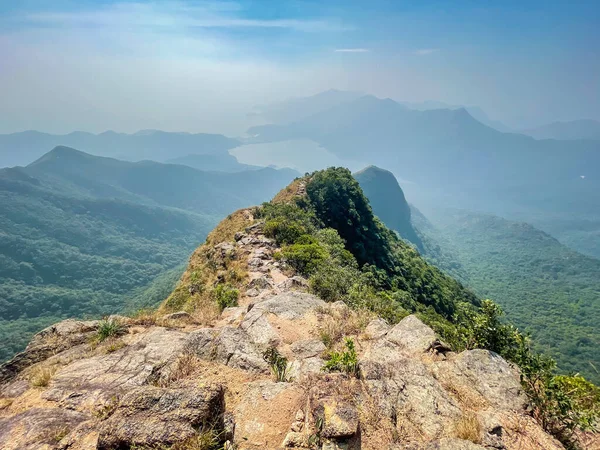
[1,0,599,135]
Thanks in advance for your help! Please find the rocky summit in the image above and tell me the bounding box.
[0,171,598,450]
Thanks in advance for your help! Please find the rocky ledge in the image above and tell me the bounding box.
[0,212,585,450]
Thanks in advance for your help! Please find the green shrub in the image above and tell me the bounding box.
[280,242,328,276]
[323,338,359,376]
[309,263,359,302]
[96,318,126,342]
[213,284,239,311]
[263,347,292,382]
[264,219,307,245]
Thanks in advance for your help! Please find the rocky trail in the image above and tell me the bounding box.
[0,215,593,450]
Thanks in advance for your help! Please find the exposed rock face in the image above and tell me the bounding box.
[97,385,224,448]
[0,210,582,450]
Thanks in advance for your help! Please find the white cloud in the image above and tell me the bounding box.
[334,48,369,53]
[414,48,439,55]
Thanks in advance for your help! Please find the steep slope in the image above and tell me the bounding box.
[354,165,423,250]
[1,168,596,450]
[0,149,297,361]
[521,119,600,141]
[415,208,600,384]
[0,130,240,168]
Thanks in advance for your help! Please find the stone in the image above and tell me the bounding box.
[385,315,437,356]
[290,339,326,359]
[0,408,89,450]
[251,292,326,320]
[246,288,261,297]
[278,275,309,290]
[364,318,391,340]
[330,301,350,315]
[433,349,527,411]
[247,276,274,290]
[283,431,308,447]
[42,328,189,412]
[0,319,99,384]
[162,311,191,321]
[97,385,224,448]
[322,440,349,450]
[240,308,281,347]
[317,399,359,438]
[185,327,269,373]
[425,438,487,449]
[234,231,245,241]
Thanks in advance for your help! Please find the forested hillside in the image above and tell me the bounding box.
[415,209,600,384]
[0,148,297,361]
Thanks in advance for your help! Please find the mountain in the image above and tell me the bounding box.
[414,208,600,384]
[249,89,364,125]
[354,165,423,250]
[246,93,600,259]
[521,119,600,141]
[399,101,512,132]
[0,130,241,168]
[0,147,298,360]
[1,167,596,450]
[166,153,263,172]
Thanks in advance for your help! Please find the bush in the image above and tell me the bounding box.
[264,219,307,245]
[96,318,126,342]
[323,338,359,376]
[279,242,328,276]
[263,347,292,382]
[213,284,239,311]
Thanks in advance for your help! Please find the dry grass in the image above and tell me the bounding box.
[205,208,253,246]
[29,364,58,388]
[272,177,308,204]
[129,308,158,326]
[169,429,222,450]
[155,352,202,387]
[101,338,126,354]
[454,412,482,444]
[0,398,13,410]
[318,304,374,348]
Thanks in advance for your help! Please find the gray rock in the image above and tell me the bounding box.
[234,231,245,241]
[0,319,99,384]
[426,438,487,449]
[251,292,326,320]
[316,399,359,438]
[0,407,89,450]
[185,327,269,373]
[245,288,261,297]
[42,328,188,411]
[433,349,526,411]
[240,308,281,347]
[98,385,224,448]
[247,276,274,290]
[282,431,308,447]
[290,339,326,359]
[364,318,391,340]
[386,315,437,356]
[277,275,309,290]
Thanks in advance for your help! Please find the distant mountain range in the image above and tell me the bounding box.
[246,91,600,259]
[0,130,241,168]
[0,147,297,360]
[520,119,600,141]
[166,153,262,173]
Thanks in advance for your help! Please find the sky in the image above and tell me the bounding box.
[0,0,599,134]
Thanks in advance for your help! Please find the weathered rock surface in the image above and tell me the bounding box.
[97,385,224,448]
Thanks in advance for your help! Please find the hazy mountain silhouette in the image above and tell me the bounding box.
[521,119,600,141]
[0,130,241,168]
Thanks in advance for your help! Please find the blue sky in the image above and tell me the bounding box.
[1,0,598,134]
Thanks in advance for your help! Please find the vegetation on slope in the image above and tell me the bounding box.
[415,209,600,385]
[157,167,598,447]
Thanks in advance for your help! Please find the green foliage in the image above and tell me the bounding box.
[212,284,239,311]
[263,347,292,382]
[416,209,600,384]
[279,241,328,276]
[95,318,126,342]
[323,338,359,376]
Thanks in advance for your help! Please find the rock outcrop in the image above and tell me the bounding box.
[0,208,588,450]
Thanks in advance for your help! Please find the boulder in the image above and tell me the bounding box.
[185,327,269,373]
[97,385,225,448]
[251,292,326,320]
[385,315,437,356]
[432,349,526,411]
[364,318,391,340]
[0,319,99,384]
[0,407,89,450]
[162,311,191,322]
[290,339,326,359]
[42,328,188,412]
[317,399,359,438]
